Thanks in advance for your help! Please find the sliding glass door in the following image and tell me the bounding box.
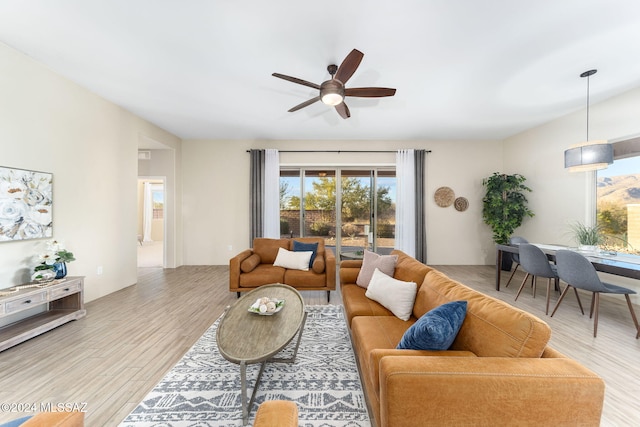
[280,167,395,258]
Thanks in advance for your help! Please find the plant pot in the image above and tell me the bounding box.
[578,245,598,253]
[53,262,67,279]
[501,252,513,271]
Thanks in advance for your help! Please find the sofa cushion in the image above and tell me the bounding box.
[240,253,261,273]
[292,240,318,268]
[356,250,398,288]
[365,269,417,321]
[239,264,285,288]
[253,238,291,264]
[390,249,434,286]
[273,247,313,271]
[342,283,394,325]
[415,270,551,358]
[284,269,327,288]
[397,301,467,350]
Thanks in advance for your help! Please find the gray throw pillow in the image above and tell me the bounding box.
[356,250,398,288]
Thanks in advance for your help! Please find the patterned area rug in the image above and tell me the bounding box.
[120,305,370,427]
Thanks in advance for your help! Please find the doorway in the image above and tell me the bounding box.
[137,178,165,267]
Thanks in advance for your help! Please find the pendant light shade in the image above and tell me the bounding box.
[564,140,613,172]
[564,69,613,172]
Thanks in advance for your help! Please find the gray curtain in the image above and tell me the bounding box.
[414,149,427,263]
[250,149,265,245]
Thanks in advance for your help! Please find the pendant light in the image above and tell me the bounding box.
[564,69,613,172]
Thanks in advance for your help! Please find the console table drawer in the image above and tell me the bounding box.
[49,281,82,299]
[4,291,47,314]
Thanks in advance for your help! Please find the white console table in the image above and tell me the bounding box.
[0,276,86,352]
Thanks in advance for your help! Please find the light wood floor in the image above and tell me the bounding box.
[0,265,638,426]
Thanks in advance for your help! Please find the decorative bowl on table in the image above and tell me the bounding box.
[248,297,285,315]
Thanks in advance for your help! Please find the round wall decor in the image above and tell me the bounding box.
[434,187,455,207]
[454,197,469,212]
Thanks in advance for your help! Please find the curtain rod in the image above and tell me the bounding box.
[246,149,431,153]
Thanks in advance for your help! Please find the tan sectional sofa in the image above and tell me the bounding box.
[229,237,336,299]
[340,250,605,427]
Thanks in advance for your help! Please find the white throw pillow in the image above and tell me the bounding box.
[365,268,417,321]
[273,247,313,271]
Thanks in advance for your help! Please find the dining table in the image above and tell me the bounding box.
[495,243,640,291]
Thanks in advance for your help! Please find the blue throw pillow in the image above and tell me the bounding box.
[292,241,318,268]
[397,301,467,350]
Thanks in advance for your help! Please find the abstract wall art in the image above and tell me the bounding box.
[0,166,53,241]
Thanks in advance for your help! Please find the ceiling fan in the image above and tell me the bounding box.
[272,49,396,119]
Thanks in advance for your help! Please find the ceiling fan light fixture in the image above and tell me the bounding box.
[321,92,344,106]
[320,80,345,106]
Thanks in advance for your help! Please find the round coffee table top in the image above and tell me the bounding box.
[216,284,305,364]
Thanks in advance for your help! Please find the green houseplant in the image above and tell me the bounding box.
[482,173,534,269]
[569,222,602,250]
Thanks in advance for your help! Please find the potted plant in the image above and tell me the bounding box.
[569,222,602,252]
[482,173,534,270]
[32,239,76,281]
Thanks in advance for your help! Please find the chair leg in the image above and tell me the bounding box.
[327,290,331,303]
[623,294,640,339]
[531,275,536,298]
[574,287,584,315]
[551,284,572,317]
[592,292,600,337]
[505,263,520,288]
[545,278,552,315]
[515,273,530,301]
[589,292,596,318]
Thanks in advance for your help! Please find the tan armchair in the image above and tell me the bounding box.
[230,237,335,301]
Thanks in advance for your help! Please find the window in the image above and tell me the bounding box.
[152,188,164,219]
[280,167,396,256]
[596,155,640,254]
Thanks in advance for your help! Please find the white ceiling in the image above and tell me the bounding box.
[1,0,640,141]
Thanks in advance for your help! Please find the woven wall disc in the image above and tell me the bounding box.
[454,197,469,212]
[434,187,455,207]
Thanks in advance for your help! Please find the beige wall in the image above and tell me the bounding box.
[504,87,640,301]
[0,42,181,302]
[181,139,503,266]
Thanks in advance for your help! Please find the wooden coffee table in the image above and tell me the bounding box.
[216,284,306,425]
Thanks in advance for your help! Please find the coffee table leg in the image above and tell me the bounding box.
[240,360,267,426]
[271,311,307,364]
[240,361,248,425]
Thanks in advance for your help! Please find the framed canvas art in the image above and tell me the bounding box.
[0,166,53,241]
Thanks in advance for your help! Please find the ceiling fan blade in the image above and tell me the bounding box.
[345,87,397,97]
[335,102,350,119]
[288,96,321,112]
[272,73,321,90]
[334,49,364,84]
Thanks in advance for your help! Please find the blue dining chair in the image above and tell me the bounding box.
[505,236,528,288]
[552,250,640,338]
[515,244,561,315]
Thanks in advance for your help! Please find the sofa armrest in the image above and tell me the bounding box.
[339,260,362,285]
[369,349,476,395]
[378,356,604,427]
[324,248,336,290]
[229,249,254,290]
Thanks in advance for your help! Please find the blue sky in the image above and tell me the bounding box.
[598,156,640,178]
